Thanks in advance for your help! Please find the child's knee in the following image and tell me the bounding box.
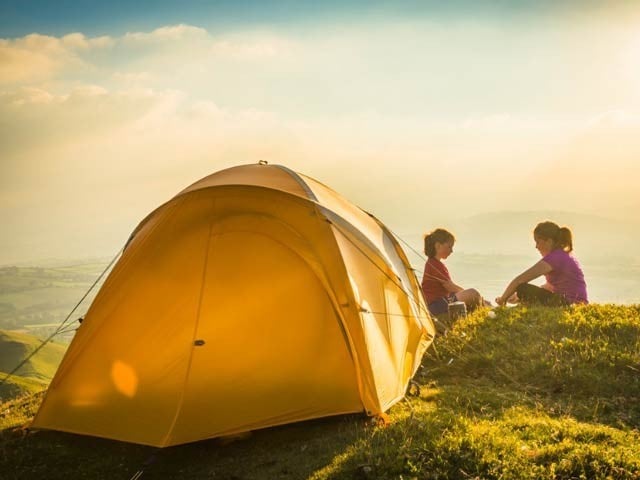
[469,288,481,302]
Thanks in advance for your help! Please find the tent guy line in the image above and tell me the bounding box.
[0,247,124,388]
[328,218,440,330]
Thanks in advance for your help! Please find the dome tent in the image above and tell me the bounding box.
[33,163,435,447]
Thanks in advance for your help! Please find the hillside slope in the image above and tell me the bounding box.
[1,304,639,479]
[0,330,66,400]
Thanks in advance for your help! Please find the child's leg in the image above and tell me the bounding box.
[516,284,566,306]
[427,297,450,316]
[454,288,483,310]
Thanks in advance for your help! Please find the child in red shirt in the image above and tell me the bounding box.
[421,228,488,316]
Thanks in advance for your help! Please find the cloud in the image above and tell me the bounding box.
[119,24,292,59]
[115,24,295,63]
[122,24,208,44]
[0,33,114,85]
[0,85,165,161]
[1,80,640,264]
[0,24,297,91]
[1,86,56,105]
[511,109,640,218]
[210,33,294,60]
[111,71,155,87]
[0,80,308,263]
[587,109,640,128]
[0,34,76,84]
[2,20,640,263]
[462,113,513,130]
[60,32,115,50]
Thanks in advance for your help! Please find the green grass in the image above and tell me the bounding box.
[0,375,46,403]
[1,304,639,479]
[0,330,66,400]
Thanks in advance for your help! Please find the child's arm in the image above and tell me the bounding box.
[424,261,464,293]
[541,282,554,292]
[496,259,552,305]
[441,279,464,294]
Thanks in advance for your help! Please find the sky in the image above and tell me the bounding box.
[1,0,640,268]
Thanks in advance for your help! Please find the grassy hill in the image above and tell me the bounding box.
[0,330,66,400]
[1,304,639,479]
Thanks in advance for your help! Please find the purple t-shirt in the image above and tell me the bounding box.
[543,249,588,304]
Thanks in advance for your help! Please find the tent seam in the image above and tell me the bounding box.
[161,197,216,447]
[36,197,185,397]
[271,164,318,201]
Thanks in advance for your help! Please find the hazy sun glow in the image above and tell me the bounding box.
[1,2,639,303]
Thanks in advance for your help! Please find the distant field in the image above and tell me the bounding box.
[1,254,638,346]
[0,261,109,341]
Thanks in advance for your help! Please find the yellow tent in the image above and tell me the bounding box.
[33,163,435,446]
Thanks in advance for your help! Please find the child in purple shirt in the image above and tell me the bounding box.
[496,221,588,306]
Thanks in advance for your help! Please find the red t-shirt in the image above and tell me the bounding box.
[421,257,451,304]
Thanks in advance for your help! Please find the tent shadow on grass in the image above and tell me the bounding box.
[144,414,368,480]
[1,411,370,480]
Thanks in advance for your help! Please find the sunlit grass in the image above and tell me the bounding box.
[1,304,639,479]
